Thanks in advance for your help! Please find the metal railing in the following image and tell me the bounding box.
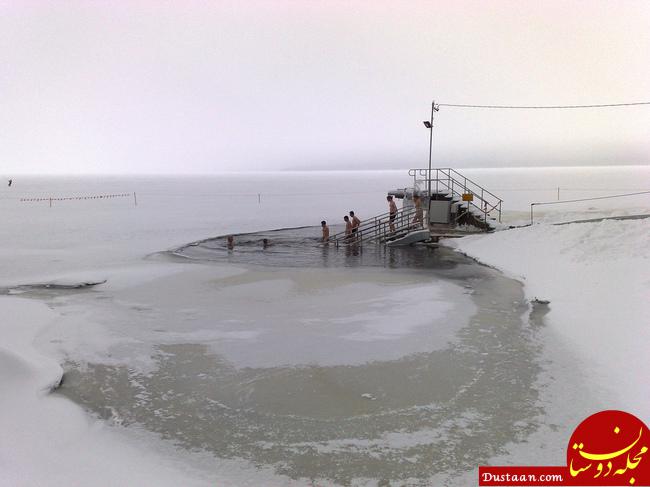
[408,168,503,223]
[330,206,422,247]
[529,190,650,224]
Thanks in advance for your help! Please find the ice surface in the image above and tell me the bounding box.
[1,167,649,486]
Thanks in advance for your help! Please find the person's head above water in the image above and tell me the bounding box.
[344,216,349,222]
[349,211,355,217]
[386,195,393,201]
[321,220,327,226]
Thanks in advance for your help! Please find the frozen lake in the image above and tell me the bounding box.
[54,231,542,484]
[0,167,647,486]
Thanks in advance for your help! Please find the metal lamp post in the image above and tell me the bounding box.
[422,100,439,204]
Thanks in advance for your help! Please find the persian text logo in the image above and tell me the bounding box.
[479,410,650,486]
[567,410,649,486]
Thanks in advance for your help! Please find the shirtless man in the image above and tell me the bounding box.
[349,211,361,235]
[387,195,397,232]
[412,195,423,226]
[344,215,352,240]
[321,220,330,242]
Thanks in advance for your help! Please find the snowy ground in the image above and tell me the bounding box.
[449,214,650,415]
[0,167,649,486]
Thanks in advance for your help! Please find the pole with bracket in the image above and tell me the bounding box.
[423,101,439,220]
[427,101,434,200]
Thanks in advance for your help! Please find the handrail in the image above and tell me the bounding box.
[329,206,410,239]
[408,167,503,223]
[409,167,503,202]
[529,189,650,224]
[330,207,416,243]
[329,168,501,246]
[447,168,503,201]
[330,206,421,246]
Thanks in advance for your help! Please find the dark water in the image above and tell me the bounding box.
[172,226,458,270]
[56,228,546,486]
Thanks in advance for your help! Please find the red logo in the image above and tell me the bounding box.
[567,410,649,485]
[479,410,650,486]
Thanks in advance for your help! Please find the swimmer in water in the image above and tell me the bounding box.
[321,220,329,242]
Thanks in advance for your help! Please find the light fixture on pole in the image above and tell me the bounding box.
[423,101,439,203]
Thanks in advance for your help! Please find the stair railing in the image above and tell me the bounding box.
[408,168,503,223]
[330,206,420,247]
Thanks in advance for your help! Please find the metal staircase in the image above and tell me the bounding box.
[330,207,423,247]
[329,168,503,247]
[409,168,502,227]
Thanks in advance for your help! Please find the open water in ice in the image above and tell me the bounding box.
[173,226,469,270]
[55,227,546,485]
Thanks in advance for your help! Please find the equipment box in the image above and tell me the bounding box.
[429,200,451,224]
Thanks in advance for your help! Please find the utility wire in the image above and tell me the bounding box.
[438,102,650,109]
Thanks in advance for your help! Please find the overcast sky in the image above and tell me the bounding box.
[1,1,649,174]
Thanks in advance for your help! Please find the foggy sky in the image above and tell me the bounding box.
[1,1,649,174]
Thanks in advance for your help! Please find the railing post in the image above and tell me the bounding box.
[481,188,486,222]
[530,203,534,225]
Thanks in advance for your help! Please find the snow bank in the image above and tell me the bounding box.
[448,217,650,415]
[0,298,203,487]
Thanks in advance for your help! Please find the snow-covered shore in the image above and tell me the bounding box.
[448,216,650,416]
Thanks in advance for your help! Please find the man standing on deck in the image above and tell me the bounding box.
[321,220,329,242]
[387,195,397,232]
[349,211,361,235]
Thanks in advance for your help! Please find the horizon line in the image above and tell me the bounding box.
[2,163,649,177]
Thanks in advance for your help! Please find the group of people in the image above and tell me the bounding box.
[320,194,420,243]
[226,193,422,250]
[320,210,360,243]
